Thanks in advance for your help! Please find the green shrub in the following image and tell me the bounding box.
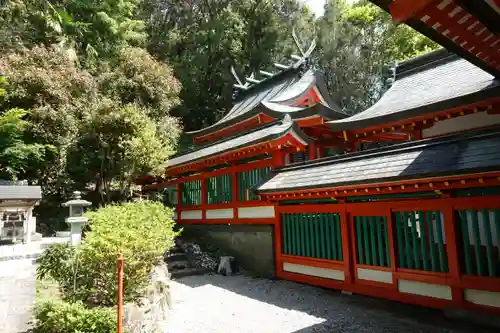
[33,299,116,333]
[37,200,179,306]
[37,243,75,295]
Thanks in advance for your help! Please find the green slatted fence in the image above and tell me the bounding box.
[181,180,202,205]
[394,211,448,272]
[281,213,343,261]
[207,174,232,204]
[354,216,390,267]
[456,209,500,277]
[238,167,271,201]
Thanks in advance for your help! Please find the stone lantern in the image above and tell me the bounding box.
[62,191,91,246]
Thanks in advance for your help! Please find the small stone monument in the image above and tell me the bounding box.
[62,191,91,246]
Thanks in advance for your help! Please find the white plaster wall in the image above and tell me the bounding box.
[180,210,202,220]
[238,206,275,219]
[398,279,452,300]
[206,208,234,219]
[283,262,345,281]
[172,212,178,220]
[357,268,393,284]
[464,289,500,308]
[422,112,500,138]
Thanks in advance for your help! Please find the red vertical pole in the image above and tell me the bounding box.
[443,205,464,307]
[117,254,124,333]
[308,142,317,160]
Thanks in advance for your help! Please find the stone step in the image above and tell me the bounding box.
[170,267,212,279]
[168,260,190,270]
[165,252,187,262]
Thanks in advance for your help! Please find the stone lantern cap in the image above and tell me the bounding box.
[62,191,91,208]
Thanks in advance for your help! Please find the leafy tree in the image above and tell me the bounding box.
[67,101,179,203]
[315,0,439,114]
[98,47,181,122]
[0,108,51,180]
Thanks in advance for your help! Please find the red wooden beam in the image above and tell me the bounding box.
[388,0,436,23]
[144,159,273,190]
[193,113,276,144]
[259,172,500,201]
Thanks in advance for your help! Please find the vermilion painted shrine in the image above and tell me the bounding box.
[141,0,500,314]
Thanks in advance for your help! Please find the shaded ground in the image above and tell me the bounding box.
[163,274,495,333]
[0,258,36,333]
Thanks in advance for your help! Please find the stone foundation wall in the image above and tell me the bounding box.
[182,224,275,277]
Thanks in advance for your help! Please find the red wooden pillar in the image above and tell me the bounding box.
[232,172,239,219]
[340,206,353,285]
[201,178,207,220]
[308,142,318,160]
[274,209,283,277]
[386,208,399,287]
[272,150,286,168]
[201,178,207,205]
[443,205,464,306]
[176,183,182,213]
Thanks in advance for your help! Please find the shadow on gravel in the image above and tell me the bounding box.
[177,274,496,333]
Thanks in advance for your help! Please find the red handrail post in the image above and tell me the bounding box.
[117,253,124,333]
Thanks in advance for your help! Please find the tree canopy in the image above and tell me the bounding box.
[0,0,438,232]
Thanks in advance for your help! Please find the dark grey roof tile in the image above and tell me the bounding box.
[0,186,42,200]
[258,128,500,192]
[328,51,499,131]
[167,119,311,169]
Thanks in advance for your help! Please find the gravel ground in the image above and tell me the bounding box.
[162,274,495,333]
[0,258,36,333]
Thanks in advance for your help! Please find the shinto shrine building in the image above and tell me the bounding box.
[141,0,500,315]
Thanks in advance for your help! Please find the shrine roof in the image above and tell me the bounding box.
[186,68,346,138]
[166,117,312,169]
[327,48,500,131]
[369,0,500,78]
[258,127,500,193]
[0,185,42,200]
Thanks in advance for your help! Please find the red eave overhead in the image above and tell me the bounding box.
[166,133,308,176]
[386,0,500,77]
[193,114,275,144]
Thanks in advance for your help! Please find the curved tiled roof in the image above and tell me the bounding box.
[327,49,500,131]
[166,117,312,169]
[186,69,346,137]
[258,127,500,193]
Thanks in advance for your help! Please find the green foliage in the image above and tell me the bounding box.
[37,201,179,306]
[315,0,439,114]
[33,299,116,333]
[37,243,76,294]
[0,108,52,180]
[98,47,182,121]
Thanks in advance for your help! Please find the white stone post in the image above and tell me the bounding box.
[24,208,32,244]
[62,191,91,246]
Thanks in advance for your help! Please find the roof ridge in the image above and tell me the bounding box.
[276,126,500,173]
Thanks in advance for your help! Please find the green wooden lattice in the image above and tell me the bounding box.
[181,180,202,205]
[354,216,390,267]
[207,174,232,204]
[456,209,500,278]
[281,213,343,261]
[237,167,271,201]
[394,211,448,272]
